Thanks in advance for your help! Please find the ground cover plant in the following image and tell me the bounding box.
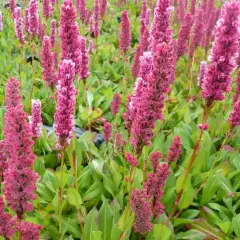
[0,0,240,239]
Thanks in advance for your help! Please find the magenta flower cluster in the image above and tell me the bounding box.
[29,99,42,139]
[14,7,25,45]
[79,36,90,80]
[103,121,112,142]
[111,93,122,116]
[28,0,39,36]
[125,153,138,167]
[165,136,182,163]
[120,10,131,53]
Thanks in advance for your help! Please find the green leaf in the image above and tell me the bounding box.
[176,229,206,240]
[66,187,83,208]
[147,224,171,240]
[84,207,100,240]
[99,198,114,240]
[201,174,221,204]
[232,215,240,238]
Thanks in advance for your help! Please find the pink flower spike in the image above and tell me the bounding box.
[76,0,86,22]
[202,1,240,105]
[18,221,41,240]
[5,77,21,108]
[79,36,90,80]
[50,19,57,47]
[103,121,112,142]
[229,98,240,127]
[125,153,138,167]
[119,10,131,53]
[150,151,162,172]
[43,0,53,18]
[53,59,76,149]
[14,7,25,45]
[100,0,107,19]
[30,99,42,139]
[198,61,207,88]
[165,136,182,163]
[41,36,57,88]
[24,8,29,33]
[130,189,152,234]
[111,93,122,116]
[28,0,39,36]
[94,0,100,38]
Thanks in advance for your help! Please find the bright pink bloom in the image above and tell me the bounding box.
[43,0,53,18]
[229,98,240,127]
[190,0,196,15]
[140,0,147,21]
[189,7,204,57]
[144,163,170,217]
[76,0,86,22]
[0,11,3,31]
[103,121,112,142]
[29,99,42,139]
[60,0,81,75]
[202,1,240,105]
[0,197,17,238]
[177,13,193,57]
[28,0,39,36]
[41,36,57,88]
[165,136,182,163]
[150,151,162,172]
[14,7,25,45]
[9,0,16,15]
[54,59,76,149]
[79,37,90,80]
[119,10,131,53]
[5,77,21,108]
[130,189,152,234]
[198,61,207,88]
[24,9,29,33]
[125,152,138,167]
[131,45,142,79]
[18,221,41,240]
[94,0,100,38]
[111,93,122,116]
[198,123,209,130]
[100,0,107,18]
[50,19,57,47]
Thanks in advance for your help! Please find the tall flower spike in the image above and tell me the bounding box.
[50,19,57,47]
[202,1,240,105]
[0,11,3,32]
[189,7,204,58]
[79,36,90,80]
[94,0,100,38]
[125,152,138,167]
[9,0,16,16]
[111,93,122,116]
[140,0,147,21]
[29,99,42,139]
[177,13,193,58]
[130,189,152,234]
[131,45,142,79]
[76,0,86,22]
[229,98,240,127]
[0,197,17,238]
[43,0,53,18]
[14,7,25,45]
[28,0,39,36]
[100,0,107,19]
[119,10,131,53]
[24,8,29,33]
[190,0,196,15]
[165,136,182,163]
[5,77,21,108]
[60,0,81,74]
[150,151,162,172]
[198,61,207,88]
[103,121,112,142]
[41,36,57,88]
[53,59,76,149]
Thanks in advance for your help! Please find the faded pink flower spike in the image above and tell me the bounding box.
[125,152,138,167]
[229,98,240,127]
[150,151,162,172]
[0,197,17,238]
[202,1,240,105]
[0,11,3,32]
[14,7,25,45]
[100,0,107,19]
[5,77,21,108]
[29,99,42,139]
[60,0,81,75]
[198,61,207,88]
[18,221,42,240]
[79,36,90,80]
[165,136,182,163]
[111,93,122,116]
[28,0,39,36]
[54,59,76,149]
[103,121,112,142]
[130,189,152,234]
[50,19,57,47]
[189,7,204,58]
[76,0,86,22]
[41,36,57,88]
[177,13,193,58]
[43,0,53,18]
[94,0,100,38]
[119,10,131,53]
